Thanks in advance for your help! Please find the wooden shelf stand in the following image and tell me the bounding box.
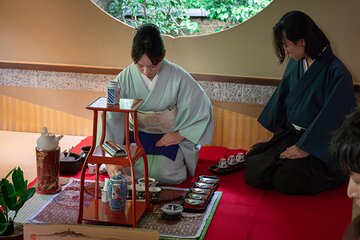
[77,97,150,227]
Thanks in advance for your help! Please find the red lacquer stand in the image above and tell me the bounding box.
[77,97,150,227]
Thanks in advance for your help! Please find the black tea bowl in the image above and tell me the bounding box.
[79,146,91,162]
[60,153,82,175]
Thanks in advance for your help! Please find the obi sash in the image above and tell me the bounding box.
[130,106,177,133]
[129,131,179,161]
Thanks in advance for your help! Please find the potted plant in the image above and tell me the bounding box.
[0,167,35,236]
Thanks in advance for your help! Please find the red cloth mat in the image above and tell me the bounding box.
[68,136,352,240]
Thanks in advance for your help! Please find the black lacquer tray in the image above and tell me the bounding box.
[181,175,220,213]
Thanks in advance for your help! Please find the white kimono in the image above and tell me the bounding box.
[101,59,213,184]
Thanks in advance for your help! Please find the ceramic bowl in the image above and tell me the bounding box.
[127,184,144,199]
[135,185,146,199]
[137,177,156,187]
[161,203,183,220]
[79,146,91,162]
[149,186,161,200]
[60,153,82,174]
[199,176,220,184]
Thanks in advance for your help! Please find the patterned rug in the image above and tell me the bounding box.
[29,179,221,239]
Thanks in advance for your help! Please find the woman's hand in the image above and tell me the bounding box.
[156,132,184,147]
[279,145,309,160]
[105,164,126,178]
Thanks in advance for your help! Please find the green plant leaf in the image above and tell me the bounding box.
[12,167,26,192]
[0,211,9,235]
[0,191,8,216]
[0,179,16,211]
[26,188,35,201]
[0,167,35,227]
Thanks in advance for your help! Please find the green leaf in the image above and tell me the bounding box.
[26,188,35,201]
[0,211,9,235]
[12,168,26,193]
[0,179,17,211]
[0,191,8,215]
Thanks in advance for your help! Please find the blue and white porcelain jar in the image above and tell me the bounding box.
[107,174,127,211]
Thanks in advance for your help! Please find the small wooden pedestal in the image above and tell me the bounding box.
[77,97,150,228]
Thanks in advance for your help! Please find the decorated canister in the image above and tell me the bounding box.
[35,147,61,195]
[107,81,120,105]
[107,174,127,211]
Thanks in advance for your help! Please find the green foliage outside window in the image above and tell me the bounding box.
[107,0,272,36]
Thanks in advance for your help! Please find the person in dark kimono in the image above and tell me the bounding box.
[331,107,360,239]
[244,11,356,194]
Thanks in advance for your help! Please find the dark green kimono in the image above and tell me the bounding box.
[259,46,356,162]
[245,47,356,194]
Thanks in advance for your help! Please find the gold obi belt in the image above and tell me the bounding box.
[130,106,177,133]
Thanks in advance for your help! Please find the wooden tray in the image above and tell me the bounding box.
[208,162,245,175]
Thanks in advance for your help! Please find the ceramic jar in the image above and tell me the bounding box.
[36,127,63,151]
[107,174,127,211]
[35,147,61,194]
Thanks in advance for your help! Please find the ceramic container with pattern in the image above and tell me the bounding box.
[107,175,127,211]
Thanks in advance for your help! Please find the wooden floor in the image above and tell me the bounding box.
[0,130,86,181]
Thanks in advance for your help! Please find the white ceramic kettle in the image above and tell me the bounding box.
[36,127,63,151]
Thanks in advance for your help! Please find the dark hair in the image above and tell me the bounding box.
[131,23,165,65]
[331,107,360,175]
[273,11,330,63]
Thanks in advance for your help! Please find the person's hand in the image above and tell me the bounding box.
[279,145,309,160]
[249,138,271,148]
[105,164,126,178]
[155,132,184,147]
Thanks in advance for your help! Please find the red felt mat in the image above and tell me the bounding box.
[71,137,352,240]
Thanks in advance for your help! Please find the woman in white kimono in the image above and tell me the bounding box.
[103,23,213,184]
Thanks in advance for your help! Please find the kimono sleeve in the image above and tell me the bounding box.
[258,60,294,132]
[296,66,356,162]
[174,74,213,144]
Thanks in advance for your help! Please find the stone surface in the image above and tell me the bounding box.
[0,68,277,104]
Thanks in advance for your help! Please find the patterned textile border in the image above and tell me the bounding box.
[138,189,222,240]
[31,179,94,224]
[157,191,222,240]
[29,179,221,239]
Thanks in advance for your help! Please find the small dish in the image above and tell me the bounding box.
[198,175,220,184]
[188,193,207,200]
[185,198,205,205]
[194,182,213,189]
[191,188,211,195]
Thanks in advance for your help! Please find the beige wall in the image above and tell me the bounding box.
[0,0,359,81]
